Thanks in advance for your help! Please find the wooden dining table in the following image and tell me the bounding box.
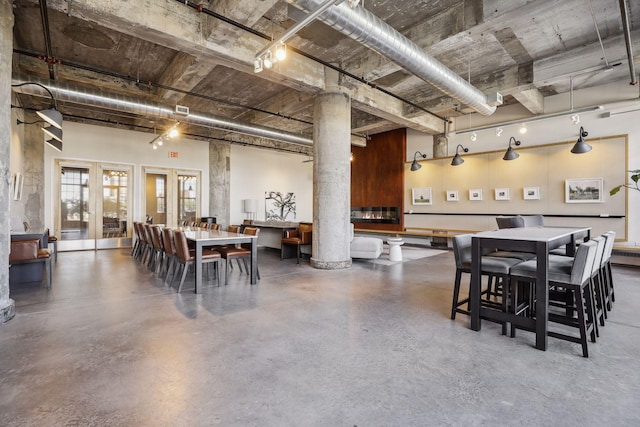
[470,226,591,350]
[184,228,259,293]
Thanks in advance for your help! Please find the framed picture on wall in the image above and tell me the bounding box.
[523,186,540,200]
[469,189,483,201]
[412,187,432,205]
[446,190,459,202]
[565,178,603,203]
[494,188,510,201]
[12,172,23,201]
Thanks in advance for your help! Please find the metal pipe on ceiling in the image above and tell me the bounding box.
[290,0,498,116]
[11,75,313,147]
[618,0,638,85]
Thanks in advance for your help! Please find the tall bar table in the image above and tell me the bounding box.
[470,226,591,350]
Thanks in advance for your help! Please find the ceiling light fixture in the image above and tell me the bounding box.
[410,151,427,171]
[495,127,503,137]
[253,58,263,73]
[263,51,273,69]
[470,131,477,142]
[571,126,592,154]
[451,144,469,166]
[148,122,180,149]
[46,139,63,152]
[16,118,64,149]
[502,136,522,161]
[275,42,287,61]
[42,125,63,143]
[519,123,527,134]
[571,114,580,125]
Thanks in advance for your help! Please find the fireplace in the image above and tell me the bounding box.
[350,206,400,224]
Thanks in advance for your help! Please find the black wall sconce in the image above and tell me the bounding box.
[451,144,469,166]
[503,136,521,161]
[571,126,591,154]
[410,151,427,171]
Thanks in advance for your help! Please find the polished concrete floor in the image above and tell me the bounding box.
[1,247,640,426]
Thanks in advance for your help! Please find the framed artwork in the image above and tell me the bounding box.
[446,190,459,202]
[12,172,24,201]
[494,188,510,201]
[469,189,483,201]
[265,191,296,220]
[565,178,603,203]
[523,186,540,200]
[412,187,432,205]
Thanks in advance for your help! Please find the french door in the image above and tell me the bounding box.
[141,167,201,228]
[54,160,133,251]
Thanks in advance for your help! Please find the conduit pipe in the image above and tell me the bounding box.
[618,0,638,85]
[11,75,313,147]
[290,0,498,116]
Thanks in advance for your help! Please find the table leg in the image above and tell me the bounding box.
[535,241,549,350]
[470,237,481,331]
[250,237,257,285]
[195,241,202,294]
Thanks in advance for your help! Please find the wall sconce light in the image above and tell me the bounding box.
[571,126,592,154]
[470,131,477,142]
[410,151,427,171]
[451,144,469,166]
[17,118,63,149]
[519,123,527,134]
[502,136,521,161]
[495,127,503,137]
[12,82,63,129]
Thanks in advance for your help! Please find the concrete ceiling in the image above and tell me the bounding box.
[10,0,640,154]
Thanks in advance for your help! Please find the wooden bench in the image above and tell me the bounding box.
[9,238,52,288]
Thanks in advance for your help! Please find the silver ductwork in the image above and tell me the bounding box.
[291,0,498,116]
[11,75,313,147]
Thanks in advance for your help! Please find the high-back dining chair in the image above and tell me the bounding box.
[510,240,598,357]
[495,216,525,229]
[172,230,221,292]
[162,227,178,285]
[216,227,260,286]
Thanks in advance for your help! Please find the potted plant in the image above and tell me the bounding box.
[610,169,640,195]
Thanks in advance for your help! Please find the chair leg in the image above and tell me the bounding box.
[574,287,589,358]
[177,262,190,292]
[451,269,462,320]
[296,245,300,264]
[225,257,230,286]
[165,257,176,286]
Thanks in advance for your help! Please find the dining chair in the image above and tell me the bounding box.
[216,227,260,285]
[225,225,244,272]
[601,231,616,310]
[451,234,524,335]
[495,216,525,229]
[162,228,178,285]
[521,215,544,227]
[509,240,598,357]
[172,230,221,292]
[149,225,165,274]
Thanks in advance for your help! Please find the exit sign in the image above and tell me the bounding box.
[169,151,179,158]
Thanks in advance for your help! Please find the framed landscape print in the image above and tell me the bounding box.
[523,186,540,200]
[565,178,603,203]
[494,188,510,201]
[469,189,483,201]
[412,187,432,205]
[446,190,459,202]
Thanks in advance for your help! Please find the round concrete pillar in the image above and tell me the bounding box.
[310,91,352,270]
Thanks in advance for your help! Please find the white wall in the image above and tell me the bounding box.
[43,121,210,228]
[229,145,313,225]
[406,80,640,246]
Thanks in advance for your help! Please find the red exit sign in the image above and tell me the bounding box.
[168,151,179,158]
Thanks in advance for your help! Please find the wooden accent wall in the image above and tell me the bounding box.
[351,128,405,231]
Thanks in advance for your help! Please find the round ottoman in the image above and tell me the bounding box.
[387,237,405,261]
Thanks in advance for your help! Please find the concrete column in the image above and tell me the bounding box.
[22,110,45,230]
[1,1,15,322]
[209,140,230,229]
[310,90,352,270]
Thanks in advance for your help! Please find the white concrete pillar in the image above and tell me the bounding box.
[1,0,15,322]
[311,90,352,270]
[209,140,230,229]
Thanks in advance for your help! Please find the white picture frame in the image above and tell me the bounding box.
[523,186,540,200]
[469,189,483,201]
[494,188,510,201]
[411,187,432,205]
[446,190,459,202]
[12,172,24,201]
[565,178,603,203]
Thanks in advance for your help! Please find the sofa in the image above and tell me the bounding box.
[350,223,383,259]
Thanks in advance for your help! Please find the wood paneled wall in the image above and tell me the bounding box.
[351,128,406,231]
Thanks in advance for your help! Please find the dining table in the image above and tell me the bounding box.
[470,226,591,350]
[184,228,259,293]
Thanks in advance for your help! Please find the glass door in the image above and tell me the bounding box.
[177,173,199,225]
[55,160,133,251]
[142,167,201,228]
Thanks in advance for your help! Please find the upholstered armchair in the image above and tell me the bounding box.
[281,222,312,263]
